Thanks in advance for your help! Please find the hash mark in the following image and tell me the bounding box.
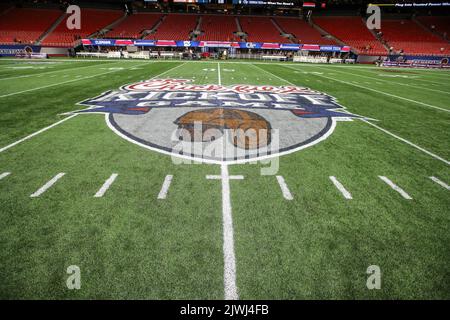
[0,172,11,180]
[94,174,118,198]
[276,176,293,200]
[157,175,173,199]
[30,173,65,198]
[429,176,450,190]
[378,176,412,200]
[329,176,352,199]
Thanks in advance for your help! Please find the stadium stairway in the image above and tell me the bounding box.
[309,19,342,45]
[41,9,124,47]
[235,17,243,33]
[415,16,450,41]
[37,11,67,45]
[362,17,390,53]
[105,13,159,39]
[276,17,336,45]
[378,19,450,55]
[0,5,14,17]
[142,15,165,39]
[197,15,240,42]
[94,12,128,38]
[413,16,448,42]
[270,18,294,43]
[191,16,202,40]
[239,16,286,43]
[145,14,197,41]
[313,16,387,55]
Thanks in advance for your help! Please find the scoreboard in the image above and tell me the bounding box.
[171,0,226,3]
[232,0,296,5]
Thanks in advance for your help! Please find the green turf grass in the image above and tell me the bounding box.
[0,58,448,299]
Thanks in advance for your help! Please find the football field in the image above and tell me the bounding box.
[0,58,449,299]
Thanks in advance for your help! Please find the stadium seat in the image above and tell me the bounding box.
[42,9,124,47]
[197,15,240,42]
[313,16,386,55]
[416,16,450,40]
[0,8,62,45]
[276,17,336,45]
[146,14,197,40]
[380,19,450,55]
[106,13,162,39]
[239,17,286,43]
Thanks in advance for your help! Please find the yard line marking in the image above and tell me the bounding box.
[252,64,450,166]
[0,172,11,180]
[153,61,187,78]
[94,173,118,198]
[314,66,450,95]
[283,65,449,113]
[251,64,289,85]
[0,61,123,82]
[157,174,173,199]
[217,62,222,85]
[429,176,450,190]
[378,176,412,199]
[0,62,186,154]
[361,119,450,166]
[0,61,149,98]
[0,114,78,153]
[206,164,241,300]
[329,176,352,199]
[30,173,65,198]
[276,175,293,200]
[206,175,244,180]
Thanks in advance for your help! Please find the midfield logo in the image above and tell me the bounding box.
[70,79,363,164]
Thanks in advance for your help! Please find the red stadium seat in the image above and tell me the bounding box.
[239,17,286,43]
[417,16,450,39]
[146,14,197,40]
[313,16,386,55]
[276,17,336,45]
[42,9,123,47]
[0,8,62,45]
[197,15,240,42]
[380,19,449,56]
[106,13,162,39]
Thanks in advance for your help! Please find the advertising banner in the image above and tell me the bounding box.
[0,44,42,57]
[80,39,349,52]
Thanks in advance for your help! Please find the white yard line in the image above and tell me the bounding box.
[361,120,450,166]
[207,164,241,300]
[9,58,449,74]
[30,173,65,198]
[0,62,148,99]
[315,66,450,95]
[329,176,352,199]
[94,173,118,198]
[276,175,293,200]
[0,114,78,153]
[0,61,121,82]
[0,172,11,180]
[217,62,222,85]
[429,176,450,190]
[252,63,295,85]
[378,176,412,199]
[0,62,186,154]
[283,65,449,113]
[252,64,450,166]
[157,174,173,199]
